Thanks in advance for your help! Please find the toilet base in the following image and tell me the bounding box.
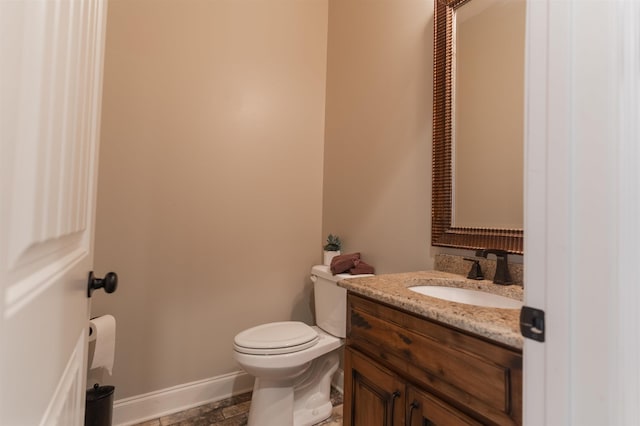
[293,400,333,426]
[247,350,339,426]
[247,379,295,426]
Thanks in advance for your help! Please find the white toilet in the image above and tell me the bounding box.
[233,264,372,426]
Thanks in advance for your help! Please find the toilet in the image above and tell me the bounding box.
[233,264,372,426]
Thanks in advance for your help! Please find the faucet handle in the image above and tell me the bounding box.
[463,258,484,280]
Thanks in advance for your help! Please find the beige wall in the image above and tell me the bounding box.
[95,0,436,401]
[93,0,328,399]
[322,0,435,273]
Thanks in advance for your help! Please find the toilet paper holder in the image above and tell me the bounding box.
[87,271,118,298]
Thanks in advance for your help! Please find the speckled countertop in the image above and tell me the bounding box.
[337,270,524,349]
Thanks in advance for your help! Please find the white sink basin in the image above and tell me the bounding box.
[409,286,523,309]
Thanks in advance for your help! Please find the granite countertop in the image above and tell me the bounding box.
[337,270,524,349]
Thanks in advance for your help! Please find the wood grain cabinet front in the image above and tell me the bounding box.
[344,347,404,426]
[406,386,482,426]
[344,293,522,426]
[344,347,481,426]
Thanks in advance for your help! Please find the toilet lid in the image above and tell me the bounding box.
[234,321,319,355]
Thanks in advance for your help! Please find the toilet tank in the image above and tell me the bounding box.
[310,265,373,338]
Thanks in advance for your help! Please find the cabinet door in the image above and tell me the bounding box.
[406,386,482,426]
[344,347,405,426]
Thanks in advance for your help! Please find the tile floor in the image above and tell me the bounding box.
[133,388,343,426]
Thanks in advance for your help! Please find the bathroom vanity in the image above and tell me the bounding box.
[338,271,523,425]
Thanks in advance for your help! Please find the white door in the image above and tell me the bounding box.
[524,0,640,424]
[0,0,107,425]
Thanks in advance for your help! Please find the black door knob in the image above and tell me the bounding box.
[87,271,118,298]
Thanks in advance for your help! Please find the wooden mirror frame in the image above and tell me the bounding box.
[431,0,523,254]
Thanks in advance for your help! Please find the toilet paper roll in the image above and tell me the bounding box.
[89,315,116,375]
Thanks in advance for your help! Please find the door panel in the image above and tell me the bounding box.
[0,0,107,424]
[406,386,481,426]
[344,348,405,426]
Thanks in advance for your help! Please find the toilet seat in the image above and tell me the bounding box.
[234,321,319,355]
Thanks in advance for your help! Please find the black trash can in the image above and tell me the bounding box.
[85,384,115,426]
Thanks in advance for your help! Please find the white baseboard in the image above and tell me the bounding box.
[112,371,254,426]
[113,368,344,426]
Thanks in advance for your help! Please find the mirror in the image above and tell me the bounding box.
[432,0,524,254]
[454,0,525,229]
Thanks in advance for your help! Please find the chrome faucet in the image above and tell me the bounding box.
[475,249,513,285]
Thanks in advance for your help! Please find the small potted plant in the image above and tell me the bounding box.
[323,234,342,266]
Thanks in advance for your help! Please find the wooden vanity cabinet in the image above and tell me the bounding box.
[344,347,479,426]
[405,385,481,426]
[343,293,522,426]
[344,347,404,425]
